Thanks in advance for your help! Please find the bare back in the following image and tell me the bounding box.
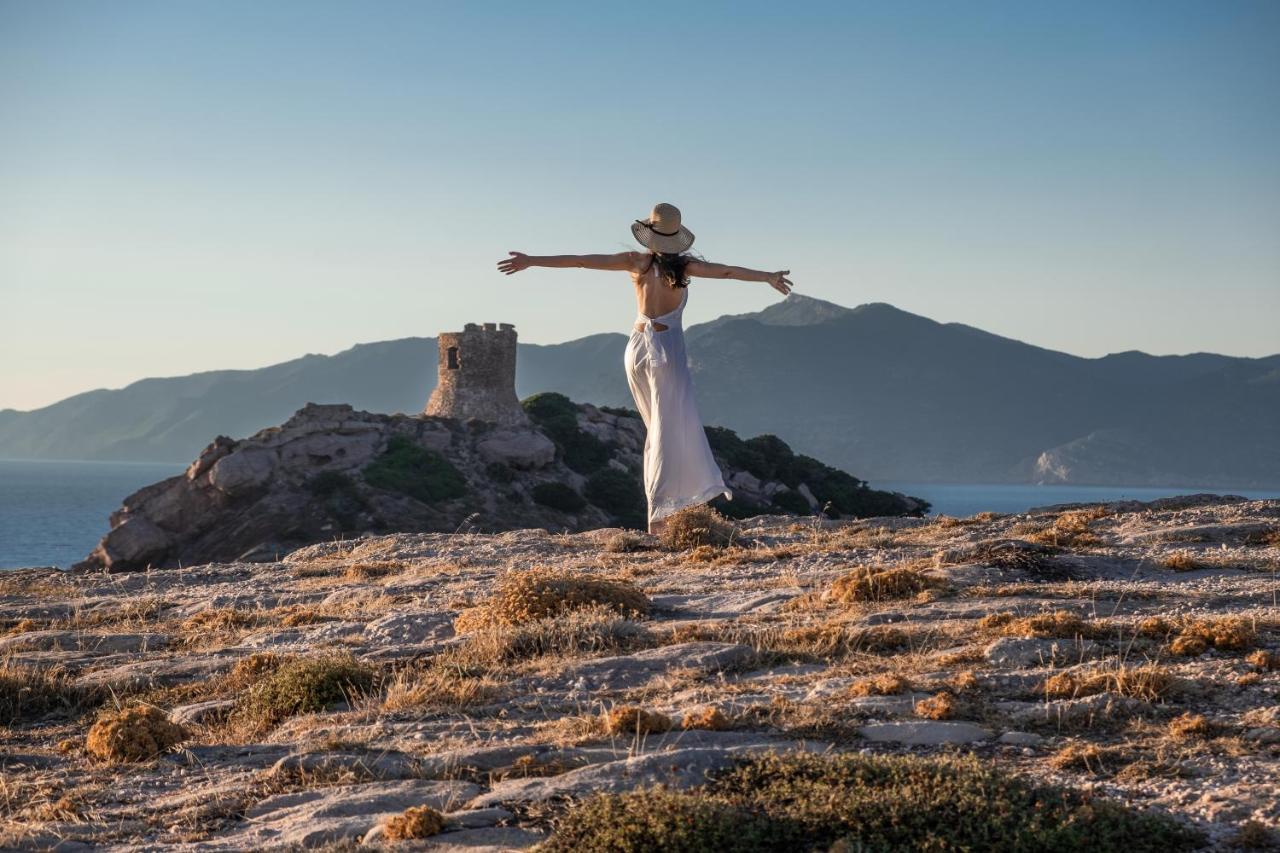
[630,254,685,326]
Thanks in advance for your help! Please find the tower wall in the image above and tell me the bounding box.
[424,322,527,426]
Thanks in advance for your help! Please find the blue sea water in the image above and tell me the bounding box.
[0,459,1276,570]
[878,481,1280,519]
[0,459,184,570]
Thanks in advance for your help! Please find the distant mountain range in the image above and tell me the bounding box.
[3,296,1277,487]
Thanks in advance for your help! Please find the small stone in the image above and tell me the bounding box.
[997,731,1044,747]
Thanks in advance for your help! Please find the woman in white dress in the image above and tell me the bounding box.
[497,203,793,534]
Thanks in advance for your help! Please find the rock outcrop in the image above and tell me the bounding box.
[75,395,926,572]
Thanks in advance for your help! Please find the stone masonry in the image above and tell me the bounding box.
[424,322,528,426]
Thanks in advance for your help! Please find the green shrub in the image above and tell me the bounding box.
[308,470,368,528]
[522,392,611,474]
[532,481,587,512]
[363,436,466,504]
[601,405,640,419]
[710,495,767,520]
[705,425,930,518]
[770,490,812,516]
[586,468,647,529]
[542,752,1203,852]
[232,655,377,734]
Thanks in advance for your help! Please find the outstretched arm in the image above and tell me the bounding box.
[686,259,793,296]
[497,251,642,275]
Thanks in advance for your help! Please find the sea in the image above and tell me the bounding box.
[0,458,1277,570]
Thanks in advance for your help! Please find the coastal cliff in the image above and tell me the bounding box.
[75,395,926,572]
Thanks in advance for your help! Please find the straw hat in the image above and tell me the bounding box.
[631,202,695,254]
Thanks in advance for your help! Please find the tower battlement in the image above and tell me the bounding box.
[423,322,527,426]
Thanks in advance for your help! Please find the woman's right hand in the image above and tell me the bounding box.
[497,251,530,275]
[768,270,793,296]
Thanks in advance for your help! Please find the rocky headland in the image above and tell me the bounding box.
[75,394,926,573]
[2,494,1278,850]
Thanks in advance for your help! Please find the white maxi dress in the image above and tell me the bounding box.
[624,270,732,525]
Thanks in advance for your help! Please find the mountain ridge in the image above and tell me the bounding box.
[3,294,1276,487]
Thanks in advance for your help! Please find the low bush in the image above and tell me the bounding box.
[383,805,446,841]
[660,505,736,551]
[829,564,940,604]
[682,706,732,731]
[532,481,587,512]
[523,392,611,474]
[847,674,911,697]
[363,436,466,503]
[604,706,672,735]
[770,490,812,516]
[453,568,650,632]
[308,470,369,528]
[541,751,1202,852]
[586,467,647,528]
[85,705,187,762]
[452,605,651,664]
[231,654,377,734]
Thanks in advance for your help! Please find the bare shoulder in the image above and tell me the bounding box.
[624,251,652,275]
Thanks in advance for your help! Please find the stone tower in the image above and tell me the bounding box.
[424,322,528,426]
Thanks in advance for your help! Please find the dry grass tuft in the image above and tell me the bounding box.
[1042,663,1174,702]
[947,670,979,692]
[344,560,406,580]
[453,568,650,632]
[682,706,732,731]
[1168,635,1208,657]
[226,652,289,687]
[1136,616,1175,638]
[85,704,187,762]
[660,505,736,551]
[382,805,446,841]
[1025,509,1106,549]
[1171,616,1258,656]
[1166,712,1214,740]
[604,706,672,735]
[847,673,911,697]
[179,608,258,636]
[380,664,502,713]
[980,610,1096,640]
[604,531,652,553]
[450,605,650,666]
[1246,649,1279,671]
[829,563,942,604]
[0,662,100,725]
[1048,742,1129,774]
[1161,551,1206,572]
[3,617,38,635]
[914,691,956,720]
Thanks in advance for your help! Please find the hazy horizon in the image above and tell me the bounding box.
[4,294,1277,415]
[4,0,1278,411]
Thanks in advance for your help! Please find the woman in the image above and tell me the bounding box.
[497,203,793,534]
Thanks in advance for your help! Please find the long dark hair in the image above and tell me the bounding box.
[648,251,692,289]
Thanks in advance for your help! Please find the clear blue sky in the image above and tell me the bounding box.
[2,0,1278,411]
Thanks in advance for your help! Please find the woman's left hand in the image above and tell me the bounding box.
[768,270,793,296]
[497,251,531,275]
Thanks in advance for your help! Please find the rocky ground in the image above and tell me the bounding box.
[2,495,1278,851]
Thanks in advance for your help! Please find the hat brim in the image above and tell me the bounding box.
[631,221,695,254]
